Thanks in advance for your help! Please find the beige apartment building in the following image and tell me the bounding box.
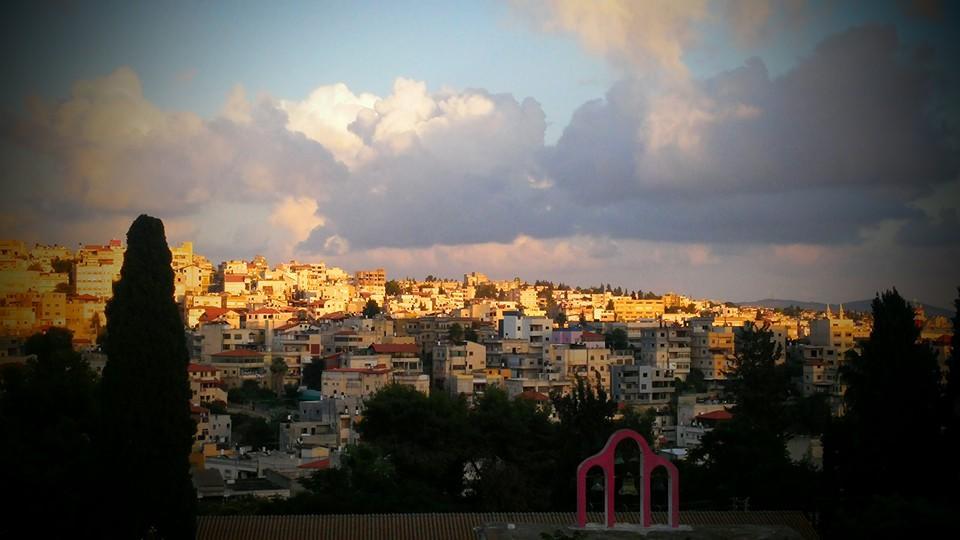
[612,298,665,321]
[690,325,736,381]
[321,366,391,399]
[433,340,485,390]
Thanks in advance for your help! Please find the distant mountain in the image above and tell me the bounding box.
[737,298,953,318]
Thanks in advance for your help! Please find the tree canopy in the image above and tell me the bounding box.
[1,328,100,538]
[362,298,381,318]
[99,215,196,539]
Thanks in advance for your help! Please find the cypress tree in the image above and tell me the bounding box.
[100,215,196,539]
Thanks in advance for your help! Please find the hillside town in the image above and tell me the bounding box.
[0,237,955,501]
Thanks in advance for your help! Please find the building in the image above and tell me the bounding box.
[320,365,391,399]
[433,340,486,390]
[208,349,266,388]
[189,363,228,404]
[610,364,675,406]
[801,306,856,409]
[612,298,665,322]
[74,240,123,298]
[637,325,691,379]
[690,322,735,381]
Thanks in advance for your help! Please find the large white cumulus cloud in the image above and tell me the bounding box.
[0,23,955,288]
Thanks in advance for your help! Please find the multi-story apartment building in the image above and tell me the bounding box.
[612,298,665,322]
[74,240,123,298]
[801,307,856,407]
[610,364,675,405]
[321,365,391,399]
[500,311,553,356]
[189,363,228,404]
[432,340,485,390]
[208,349,267,388]
[690,320,736,381]
[637,325,691,379]
[543,344,614,390]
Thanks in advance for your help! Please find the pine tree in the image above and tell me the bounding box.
[825,289,941,517]
[99,215,196,539]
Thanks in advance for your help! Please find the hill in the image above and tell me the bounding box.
[737,298,952,318]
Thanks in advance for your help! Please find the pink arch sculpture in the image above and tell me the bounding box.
[576,428,680,528]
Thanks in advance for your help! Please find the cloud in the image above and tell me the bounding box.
[0,21,955,305]
[512,0,709,79]
[280,83,379,167]
[544,25,956,244]
[269,196,326,255]
[0,67,347,261]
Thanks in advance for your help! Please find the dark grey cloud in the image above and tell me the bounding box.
[897,207,960,246]
[541,24,957,245]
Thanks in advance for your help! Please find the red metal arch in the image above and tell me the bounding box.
[575,428,680,528]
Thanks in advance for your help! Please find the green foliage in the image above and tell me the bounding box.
[603,327,629,350]
[99,215,196,539]
[51,257,73,274]
[270,357,288,394]
[228,379,276,404]
[1,328,100,538]
[207,400,228,415]
[474,282,498,299]
[466,387,557,510]
[384,279,402,296]
[362,298,381,318]
[676,367,707,394]
[357,385,470,505]
[231,413,275,449]
[302,360,323,390]
[823,289,944,529]
[464,326,479,343]
[548,375,617,509]
[685,322,814,511]
[728,322,790,433]
[448,322,464,343]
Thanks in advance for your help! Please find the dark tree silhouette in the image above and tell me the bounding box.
[99,215,196,539]
[942,288,960,491]
[823,289,946,536]
[362,298,381,318]
[0,328,99,538]
[448,322,464,343]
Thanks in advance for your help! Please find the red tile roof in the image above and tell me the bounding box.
[326,365,390,374]
[211,349,262,358]
[696,409,733,421]
[370,343,419,355]
[517,390,549,402]
[297,458,331,470]
[196,511,819,540]
[188,363,216,373]
[200,307,229,320]
[224,274,246,282]
[581,331,605,342]
[249,307,280,315]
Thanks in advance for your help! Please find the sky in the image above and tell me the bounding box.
[0,0,958,306]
